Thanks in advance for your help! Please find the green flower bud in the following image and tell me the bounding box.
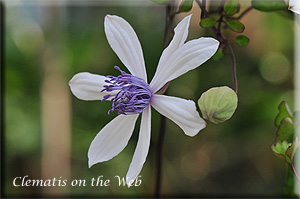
[198,86,238,124]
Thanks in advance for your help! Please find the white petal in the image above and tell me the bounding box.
[289,0,300,14]
[105,15,147,81]
[153,15,191,82]
[151,94,206,136]
[150,37,219,93]
[69,72,112,101]
[88,114,139,167]
[126,107,151,187]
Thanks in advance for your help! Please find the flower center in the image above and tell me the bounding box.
[102,66,151,115]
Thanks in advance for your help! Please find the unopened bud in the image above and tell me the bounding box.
[198,86,238,124]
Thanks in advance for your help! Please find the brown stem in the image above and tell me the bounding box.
[154,113,167,198]
[154,2,175,198]
[235,6,253,20]
[289,161,300,183]
[225,40,238,93]
[213,12,238,93]
[196,0,208,19]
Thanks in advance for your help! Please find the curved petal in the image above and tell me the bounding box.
[151,94,206,136]
[126,107,151,187]
[88,114,139,167]
[69,72,113,101]
[289,0,300,14]
[153,15,191,81]
[150,37,219,93]
[105,15,147,81]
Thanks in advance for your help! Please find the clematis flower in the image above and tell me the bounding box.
[289,0,300,14]
[69,14,219,186]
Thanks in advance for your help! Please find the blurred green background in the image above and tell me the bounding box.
[3,0,296,198]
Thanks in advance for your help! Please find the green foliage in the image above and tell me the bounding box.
[271,101,299,195]
[234,35,250,47]
[275,101,294,127]
[272,141,291,162]
[272,138,298,164]
[224,0,239,15]
[275,117,294,141]
[200,17,216,28]
[179,0,194,12]
[150,0,169,4]
[274,101,295,141]
[251,0,288,12]
[226,19,245,33]
[198,86,238,124]
[285,138,298,162]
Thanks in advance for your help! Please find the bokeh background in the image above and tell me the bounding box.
[2,0,297,198]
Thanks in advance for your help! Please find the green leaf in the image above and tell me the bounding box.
[224,0,239,15]
[180,0,194,12]
[198,86,238,124]
[200,18,216,28]
[236,3,240,13]
[285,137,298,162]
[272,138,298,164]
[251,0,288,12]
[227,20,245,33]
[150,0,169,4]
[212,48,223,61]
[275,117,294,142]
[272,141,291,163]
[234,35,250,47]
[275,101,294,127]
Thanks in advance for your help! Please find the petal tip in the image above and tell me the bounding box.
[105,14,113,18]
[88,158,94,168]
[68,79,73,87]
[105,14,119,21]
[104,14,114,24]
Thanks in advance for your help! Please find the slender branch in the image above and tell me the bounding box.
[225,40,238,93]
[154,2,175,198]
[196,0,208,19]
[154,113,167,198]
[289,162,300,183]
[212,11,238,93]
[235,6,253,20]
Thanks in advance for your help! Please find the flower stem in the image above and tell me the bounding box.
[154,2,175,198]
[197,1,246,93]
[235,6,253,20]
[154,114,167,198]
[214,18,238,93]
[195,0,208,19]
[225,40,238,93]
[289,162,300,183]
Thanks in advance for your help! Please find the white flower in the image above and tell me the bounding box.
[289,0,300,14]
[69,14,219,187]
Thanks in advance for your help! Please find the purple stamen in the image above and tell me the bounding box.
[101,66,151,115]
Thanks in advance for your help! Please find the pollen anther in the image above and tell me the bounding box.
[102,66,151,115]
